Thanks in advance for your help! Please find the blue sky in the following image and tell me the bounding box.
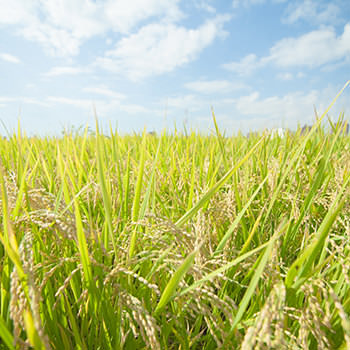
[0,0,349,136]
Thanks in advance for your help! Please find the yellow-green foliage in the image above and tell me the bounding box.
[0,82,350,349]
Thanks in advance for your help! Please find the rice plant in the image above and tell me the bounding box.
[0,81,349,349]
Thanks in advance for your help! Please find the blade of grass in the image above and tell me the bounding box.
[283,124,343,251]
[0,169,24,277]
[227,219,288,337]
[262,80,350,231]
[0,314,14,350]
[12,155,36,218]
[131,131,146,223]
[155,246,200,314]
[238,204,266,256]
[212,107,228,170]
[285,172,350,288]
[176,136,265,227]
[74,198,92,286]
[95,119,117,254]
[285,196,347,289]
[138,137,161,219]
[129,132,147,258]
[186,144,197,211]
[23,309,45,350]
[179,238,278,297]
[215,176,268,255]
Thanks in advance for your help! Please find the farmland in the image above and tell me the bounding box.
[1,105,350,348]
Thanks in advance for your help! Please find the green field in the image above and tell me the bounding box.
[1,88,350,349]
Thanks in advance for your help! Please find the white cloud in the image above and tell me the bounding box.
[47,96,93,109]
[234,91,320,122]
[194,0,216,13]
[0,0,183,57]
[209,93,316,133]
[223,24,350,74]
[222,54,260,75]
[0,1,229,80]
[20,97,51,107]
[179,87,325,133]
[46,95,151,116]
[276,72,306,80]
[0,96,50,107]
[0,0,88,57]
[83,87,126,100]
[166,94,205,111]
[0,97,15,103]
[19,22,85,57]
[41,0,104,39]
[44,66,90,77]
[223,85,350,132]
[283,0,340,25]
[232,0,286,8]
[266,24,350,68]
[277,72,294,81]
[232,0,265,8]
[185,79,247,94]
[95,15,230,80]
[119,104,150,114]
[0,53,21,64]
[104,0,182,33]
[0,0,36,25]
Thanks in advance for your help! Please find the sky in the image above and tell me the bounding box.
[0,0,349,136]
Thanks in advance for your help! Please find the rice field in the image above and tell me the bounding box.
[0,83,350,349]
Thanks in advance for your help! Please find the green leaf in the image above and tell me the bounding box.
[228,219,288,333]
[96,120,116,254]
[215,176,268,254]
[0,314,14,350]
[155,247,199,313]
[74,198,92,286]
[179,239,276,297]
[176,137,265,227]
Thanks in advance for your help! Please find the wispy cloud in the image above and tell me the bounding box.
[44,66,90,77]
[166,94,205,111]
[234,90,320,121]
[266,24,350,68]
[118,104,150,114]
[223,23,350,74]
[276,72,304,80]
[83,86,126,100]
[46,95,151,116]
[276,72,294,81]
[194,0,216,13]
[219,84,350,133]
[103,0,183,33]
[185,79,247,94]
[215,89,329,132]
[0,53,21,64]
[47,96,94,109]
[232,0,265,8]
[232,0,286,9]
[20,24,83,57]
[0,0,183,58]
[0,95,50,107]
[222,54,260,75]
[95,15,230,80]
[20,97,51,107]
[283,0,340,25]
[0,97,15,104]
